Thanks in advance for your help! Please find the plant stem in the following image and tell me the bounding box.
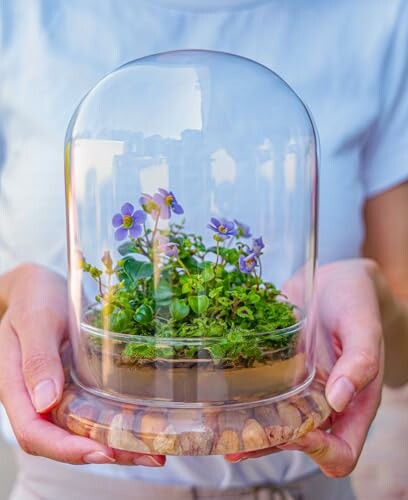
[151,213,160,245]
[97,276,104,297]
[214,240,220,270]
[151,214,161,287]
[142,223,150,248]
[177,257,191,276]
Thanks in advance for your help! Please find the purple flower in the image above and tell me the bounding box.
[164,242,179,257]
[239,253,258,274]
[252,237,264,255]
[158,188,184,215]
[139,193,163,218]
[154,234,179,257]
[207,217,237,241]
[234,219,252,238]
[154,233,169,251]
[112,202,147,241]
[140,189,183,220]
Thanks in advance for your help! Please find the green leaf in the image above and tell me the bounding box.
[170,300,190,321]
[188,295,210,314]
[118,241,138,256]
[154,281,173,304]
[209,286,223,299]
[236,306,254,320]
[248,291,261,304]
[201,267,214,282]
[182,282,192,294]
[218,247,240,265]
[134,304,153,324]
[181,256,201,272]
[123,257,153,282]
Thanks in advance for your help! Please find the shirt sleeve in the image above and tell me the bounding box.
[361,1,408,198]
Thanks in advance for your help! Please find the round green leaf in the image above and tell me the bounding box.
[170,300,190,321]
[188,295,210,314]
[134,304,153,324]
[124,257,153,282]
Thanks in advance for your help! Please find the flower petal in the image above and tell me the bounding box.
[153,193,165,206]
[158,188,169,197]
[210,217,221,227]
[114,227,128,241]
[172,203,184,215]
[129,225,142,238]
[112,213,123,228]
[132,210,147,225]
[161,205,171,219]
[121,202,134,216]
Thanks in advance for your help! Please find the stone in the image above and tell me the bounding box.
[214,430,241,454]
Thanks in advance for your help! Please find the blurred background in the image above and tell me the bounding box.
[0,436,15,498]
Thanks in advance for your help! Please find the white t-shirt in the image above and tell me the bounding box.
[0,0,407,489]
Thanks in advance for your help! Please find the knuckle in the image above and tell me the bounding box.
[23,352,52,379]
[15,428,37,456]
[355,349,380,381]
[361,258,380,275]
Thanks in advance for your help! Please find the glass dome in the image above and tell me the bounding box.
[53,50,330,456]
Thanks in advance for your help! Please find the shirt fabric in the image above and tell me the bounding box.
[0,0,407,490]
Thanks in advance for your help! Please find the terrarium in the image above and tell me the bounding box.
[52,50,331,456]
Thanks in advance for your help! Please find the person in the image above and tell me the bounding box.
[0,0,407,499]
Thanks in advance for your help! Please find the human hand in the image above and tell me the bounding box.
[225,259,384,478]
[0,264,165,467]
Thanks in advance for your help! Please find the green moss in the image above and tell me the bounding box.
[82,219,299,366]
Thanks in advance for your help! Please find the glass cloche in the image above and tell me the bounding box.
[52,50,331,456]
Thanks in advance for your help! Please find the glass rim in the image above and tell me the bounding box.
[80,304,305,347]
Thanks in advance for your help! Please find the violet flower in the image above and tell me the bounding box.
[154,233,179,257]
[164,242,179,257]
[158,188,184,216]
[140,189,183,220]
[239,253,258,274]
[208,217,237,241]
[234,219,252,238]
[112,202,147,241]
[252,237,264,255]
[139,193,163,219]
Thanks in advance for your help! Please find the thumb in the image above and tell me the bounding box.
[9,307,66,413]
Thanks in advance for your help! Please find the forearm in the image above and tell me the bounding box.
[372,264,408,387]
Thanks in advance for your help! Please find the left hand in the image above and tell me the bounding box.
[225,259,384,478]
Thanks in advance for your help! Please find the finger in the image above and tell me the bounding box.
[279,356,383,478]
[0,320,163,466]
[7,269,68,412]
[113,449,165,467]
[225,447,280,463]
[321,278,383,412]
[7,305,66,413]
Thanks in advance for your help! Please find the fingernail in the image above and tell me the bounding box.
[33,379,57,412]
[133,455,164,467]
[84,451,116,464]
[327,376,356,412]
[278,443,305,451]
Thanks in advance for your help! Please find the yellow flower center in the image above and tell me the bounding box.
[145,200,159,212]
[246,258,255,268]
[218,225,228,233]
[165,194,174,206]
[122,215,133,228]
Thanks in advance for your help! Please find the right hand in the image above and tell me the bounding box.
[0,264,165,467]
